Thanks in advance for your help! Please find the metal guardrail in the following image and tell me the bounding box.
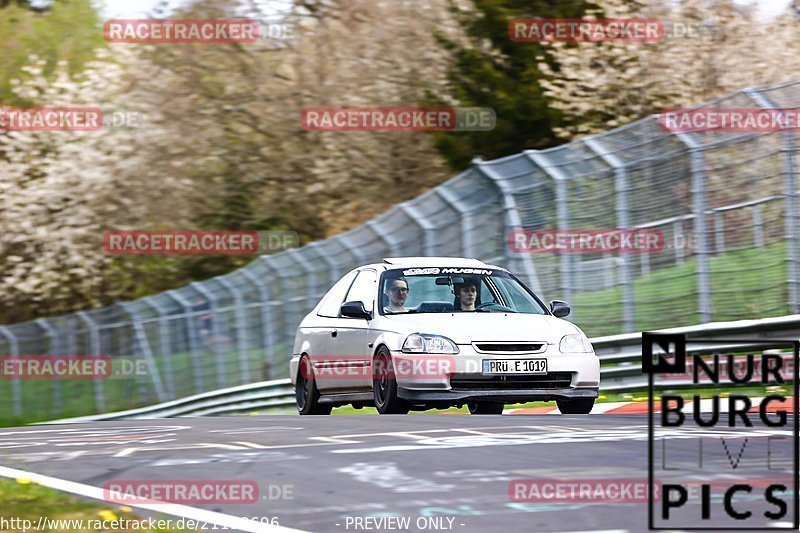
[41,378,295,424]
[594,314,800,391]
[40,313,800,423]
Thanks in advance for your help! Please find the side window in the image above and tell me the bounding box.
[317,271,358,318]
[344,270,377,314]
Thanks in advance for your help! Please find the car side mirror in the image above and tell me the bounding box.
[341,301,372,320]
[550,300,571,318]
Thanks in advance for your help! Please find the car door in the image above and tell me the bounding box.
[326,268,377,391]
[309,270,358,393]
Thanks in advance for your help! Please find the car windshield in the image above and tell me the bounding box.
[379,267,548,315]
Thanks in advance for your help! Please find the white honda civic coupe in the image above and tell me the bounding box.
[290,257,600,415]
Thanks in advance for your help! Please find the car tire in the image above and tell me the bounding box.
[372,348,410,415]
[296,356,332,415]
[557,398,595,414]
[467,402,504,415]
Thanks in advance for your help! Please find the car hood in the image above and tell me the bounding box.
[380,312,581,344]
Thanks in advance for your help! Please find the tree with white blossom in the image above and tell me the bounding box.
[538,0,800,140]
[0,47,198,320]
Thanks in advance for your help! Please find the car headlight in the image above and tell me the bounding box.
[402,333,459,354]
[559,334,594,353]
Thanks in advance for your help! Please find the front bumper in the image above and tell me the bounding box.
[390,344,599,403]
[398,385,598,403]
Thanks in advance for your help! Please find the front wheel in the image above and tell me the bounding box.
[467,402,504,415]
[296,356,332,415]
[556,398,595,414]
[372,349,409,414]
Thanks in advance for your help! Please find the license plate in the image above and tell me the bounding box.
[482,359,547,374]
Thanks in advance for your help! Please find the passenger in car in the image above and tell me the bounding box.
[384,276,409,313]
[454,276,479,311]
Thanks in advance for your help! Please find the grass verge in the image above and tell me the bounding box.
[0,477,190,532]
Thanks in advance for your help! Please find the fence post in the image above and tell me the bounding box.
[437,185,475,258]
[367,219,402,258]
[525,152,573,302]
[191,282,226,389]
[399,202,437,256]
[240,267,275,377]
[783,132,800,313]
[0,326,22,417]
[119,303,167,403]
[259,255,299,352]
[338,234,370,266]
[674,130,712,323]
[673,221,685,265]
[305,241,341,298]
[785,136,800,313]
[217,276,251,384]
[142,297,175,399]
[584,137,636,332]
[65,317,77,360]
[473,158,542,293]
[744,87,800,313]
[286,247,320,305]
[76,311,105,413]
[166,290,203,393]
[36,318,62,416]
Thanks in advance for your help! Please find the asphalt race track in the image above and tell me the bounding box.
[0,415,795,533]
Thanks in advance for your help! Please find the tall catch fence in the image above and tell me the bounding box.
[2,80,799,421]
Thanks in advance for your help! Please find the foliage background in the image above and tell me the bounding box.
[1,0,798,324]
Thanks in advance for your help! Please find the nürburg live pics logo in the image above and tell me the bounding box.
[644,332,799,530]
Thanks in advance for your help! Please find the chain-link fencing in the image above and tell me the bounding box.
[2,80,799,422]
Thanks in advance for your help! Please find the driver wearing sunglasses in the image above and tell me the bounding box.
[384,277,409,313]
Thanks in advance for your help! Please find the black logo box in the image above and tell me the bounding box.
[644,332,800,530]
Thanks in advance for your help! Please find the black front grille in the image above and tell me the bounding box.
[474,343,544,353]
[450,372,573,390]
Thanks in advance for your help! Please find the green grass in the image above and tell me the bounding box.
[0,478,190,532]
[325,392,645,414]
[0,346,289,427]
[574,242,789,337]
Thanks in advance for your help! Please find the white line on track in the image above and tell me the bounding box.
[0,465,309,533]
[549,530,628,533]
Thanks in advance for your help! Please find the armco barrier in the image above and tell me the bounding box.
[41,314,800,423]
[595,313,800,390]
[41,378,295,423]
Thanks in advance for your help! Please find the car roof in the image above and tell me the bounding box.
[384,257,489,267]
[357,257,507,271]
